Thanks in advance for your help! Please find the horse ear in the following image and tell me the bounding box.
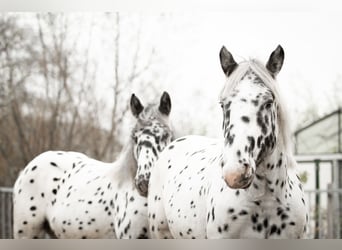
[130,94,144,118]
[219,46,238,76]
[159,91,171,116]
[266,45,285,78]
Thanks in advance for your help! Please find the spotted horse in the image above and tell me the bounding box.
[148,46,309,239]
[13,92,174,239]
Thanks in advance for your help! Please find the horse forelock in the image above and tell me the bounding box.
[134,103,173,140]
[219,59,295,168]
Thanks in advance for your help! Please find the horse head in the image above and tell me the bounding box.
[130,92,173,196]
[219,45,285,189]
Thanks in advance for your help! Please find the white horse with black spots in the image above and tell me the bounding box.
[148,46,309,239]
[13,92,173,239]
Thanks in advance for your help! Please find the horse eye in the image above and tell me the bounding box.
[219,102,223,109]
[264,102,273,110]
[133,136,138,144]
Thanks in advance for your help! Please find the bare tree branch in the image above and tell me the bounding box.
[99,13,121,159]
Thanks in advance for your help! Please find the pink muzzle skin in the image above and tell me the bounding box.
[224,165,254,189]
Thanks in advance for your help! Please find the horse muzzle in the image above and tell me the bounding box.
[224,164,254,189]
[135,178,149,197]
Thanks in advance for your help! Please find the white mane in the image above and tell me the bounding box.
[220,59,296,168]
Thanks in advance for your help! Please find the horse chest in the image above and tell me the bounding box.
[207,193,303,239]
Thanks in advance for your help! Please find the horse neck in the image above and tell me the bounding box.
[108,141,137,182]
[248,145,290,202]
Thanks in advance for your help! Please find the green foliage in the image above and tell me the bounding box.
[298,170,309,184]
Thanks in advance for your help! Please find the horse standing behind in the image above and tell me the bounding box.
[13,92,173,239]
[148,46,309,239]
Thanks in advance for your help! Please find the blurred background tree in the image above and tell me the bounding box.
[0,13,159,186]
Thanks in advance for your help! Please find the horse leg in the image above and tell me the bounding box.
[148,186,173,238]
[13,200,48,239]
[149,199,173,238]
[13,177,52,238]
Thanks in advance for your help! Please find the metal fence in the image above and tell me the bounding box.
[0,187,13,239]
[305,186,342,239]
[1,186,342,239]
